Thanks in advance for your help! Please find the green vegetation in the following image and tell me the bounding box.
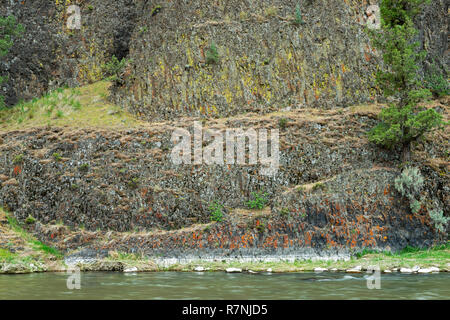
[394,167,449,232]
[394,166,423,214]
[312,182,326,192]
[205,42,219,65]
[128,177,140,189]
[367,0,445,160]
[79,163,89,172]
[102,55,130,82]
[278,117,288,129]
[13,153,24,164]
[0,15,24,109]
[280,208,290,216]
[247,192,268,210]
[139,26,148,34]
[1,208,62,261]
[293,2,305,25]
[425,64,449,98]
[256,221,266,233]
[209,201,224,222]
[0,81,143,130]
[52,152,62,161]
[264,6,278,18]
[0,248,16,263]
[25,215,36,225]
[151,5,162,17]
[429,208,450,233]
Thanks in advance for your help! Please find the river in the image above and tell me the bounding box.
[0,272,449,300]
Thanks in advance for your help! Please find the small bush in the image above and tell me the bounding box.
[256,221,266,233]
[293,3,305,25]
[312,182,326,192]
[151,5,162,17]
[278,117,288,129]
[79,163,89,172]
[265,6,278,17]
[247,191,268,210]
[71,99,82,111]
[13,154,24,164]
[102,55,130,82]
[425,66,449,98]
[429,208,450,233]
[206,42,219,65]
[394,166,424,214]
[128,177,139,189]
[209,201,224,222]
[25,215,36,225]
[52,153,62,161]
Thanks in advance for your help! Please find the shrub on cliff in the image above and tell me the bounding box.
[209,201,224,222]
[205,42,219,65]
[424,64,449,98]
[429,208,450,233]
[367,0,445,161]
[247,192,268,210]
[102,55,130,83]
[0,16,24,109]
[394,166,424,214]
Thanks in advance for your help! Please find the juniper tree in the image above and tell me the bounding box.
[0,15,24,108]
[367,0,445,161]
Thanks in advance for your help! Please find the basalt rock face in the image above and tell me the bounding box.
[0,106,448,255]
[111,0,449,120]
[0,1,448,259]
[0,1,448,115]
[0,0,138,106]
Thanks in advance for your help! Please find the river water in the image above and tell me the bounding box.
[0,272,449,300]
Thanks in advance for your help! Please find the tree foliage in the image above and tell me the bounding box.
[367,0,445,155]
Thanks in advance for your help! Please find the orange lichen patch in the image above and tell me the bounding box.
[13,165,22,175]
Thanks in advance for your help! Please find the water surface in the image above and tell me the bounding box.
[0,272,449,300]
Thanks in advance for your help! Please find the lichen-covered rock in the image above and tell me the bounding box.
[111,0,448,120]
[0,0,447,118]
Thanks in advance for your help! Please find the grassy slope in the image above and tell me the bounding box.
[0,208,65,272]
[0,81,144,131]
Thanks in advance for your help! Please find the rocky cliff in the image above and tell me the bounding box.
[0,100,448,259]
[0,0,448,261]
[0,0,448,113]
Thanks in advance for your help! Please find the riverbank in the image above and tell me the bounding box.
[1,245,449,274]
[1,206,449,274]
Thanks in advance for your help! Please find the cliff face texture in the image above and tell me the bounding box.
[0,1,448,260]
[0,104,448,258]
[1,1,448,116]
[0,0,137,106]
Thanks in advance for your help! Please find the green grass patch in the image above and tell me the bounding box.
[0,248,16,263]
[2,208,62,259]
[0,81,144,131]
